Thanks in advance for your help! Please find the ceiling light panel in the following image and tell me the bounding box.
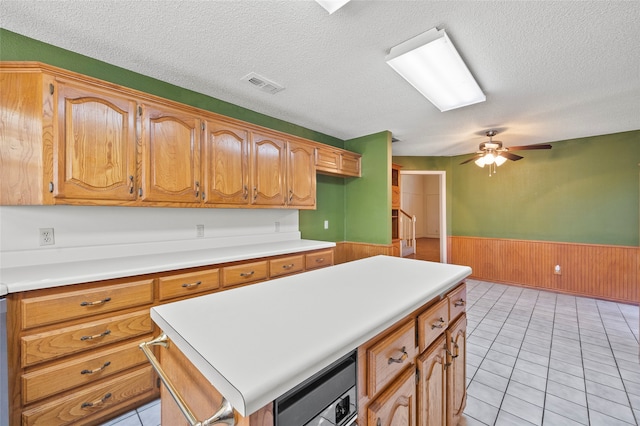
[315,0,351,14]
[386,28,485,112]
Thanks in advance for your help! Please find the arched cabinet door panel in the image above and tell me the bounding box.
[287,141,316,207]
[140,103,201,204]
[368,367,417,426]
[202,120,249,205]
[54,79,137,201]
[251,132,286,206]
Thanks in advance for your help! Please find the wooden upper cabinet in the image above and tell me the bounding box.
[54,79,137,201]
[287,140,316,208]
[202,119,249,205]
[251,132,286,206]
[140,102,201,203]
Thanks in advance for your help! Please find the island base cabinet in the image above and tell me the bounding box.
[446,314,467,426]
[367,367,417,426]
[159,339,273,426]
[417,336,446,426]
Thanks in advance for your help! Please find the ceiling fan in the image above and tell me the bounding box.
[460,130,552,175]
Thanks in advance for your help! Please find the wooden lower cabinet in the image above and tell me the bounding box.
[417,336,446,426]
[8,247,334,425]
[21,366,155,426]
[446,314,467,426]
[359,283,467,426]
[367,367,417,426]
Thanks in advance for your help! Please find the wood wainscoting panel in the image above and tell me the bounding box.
[450,236,639,304]
[335,242,393,264]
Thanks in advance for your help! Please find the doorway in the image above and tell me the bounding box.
[399,170,447,263]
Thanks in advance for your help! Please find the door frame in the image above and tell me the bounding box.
[399,170,447,263]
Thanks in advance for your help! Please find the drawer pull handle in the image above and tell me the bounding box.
[181,281,202,288]
[80,297,112,307]
[288,189,294,202]
[431,317,447,329]
[315,258,325,263]
[240,271,255,277]
[81,361,111,375]
[282,264,295,270]
[81,329,111,341]
[81,392,112,409]
[388,346,408,364]
[140,334,236,426]
[128,175,134,194]
[454,298,465,307]
[243,185,248,200]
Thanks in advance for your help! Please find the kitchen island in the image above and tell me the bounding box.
[146,255,471,425]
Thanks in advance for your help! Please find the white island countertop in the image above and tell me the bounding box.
[0,239,335,293]
[151,255,472,417]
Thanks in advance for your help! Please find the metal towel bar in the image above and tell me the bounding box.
[139,334,236,426]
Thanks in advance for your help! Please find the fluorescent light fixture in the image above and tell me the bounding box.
[315,0,351,14]
[386,28,486,112]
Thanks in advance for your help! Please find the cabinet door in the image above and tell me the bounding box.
[54,80,137,201]
[251,132,286,206]
[446,314,467,426]
[287,141,315,207]
[368,367,417,426]
[417,336,446,426]
[140,103,201,203]
[202,120,249,205]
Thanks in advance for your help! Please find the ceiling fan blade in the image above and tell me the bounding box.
[460,154,483,165]
[507,144,552,151]
[501,152,524,161]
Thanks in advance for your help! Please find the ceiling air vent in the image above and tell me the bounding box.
[241,72,285,95]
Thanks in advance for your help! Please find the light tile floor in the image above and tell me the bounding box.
[103,279,640,426]
[461,279,640,426]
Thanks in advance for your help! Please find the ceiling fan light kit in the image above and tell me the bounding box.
[385,27,486,112]
[462,130,552,176]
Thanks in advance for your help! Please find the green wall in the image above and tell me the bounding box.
[344,131,393,245]
[395,130,640,247]
[298,174,346,241]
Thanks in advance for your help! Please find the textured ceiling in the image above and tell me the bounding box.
[1,1,639,156]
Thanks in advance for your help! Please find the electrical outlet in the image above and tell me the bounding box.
[554,265,561,275]
[39,228,55,246]
[324,220,329,230]
[196,224,205,238]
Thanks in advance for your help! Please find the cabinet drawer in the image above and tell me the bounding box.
[21,310,152,367]
[305,249,334,270]
[366,319,417,397]
[22,337,151,405]
[340,153,361,177]
[221,261,268,288]
[158,268,220,301]
[269,255,304,278]
[21,366,155,426]
[315,148,340,170]
[447,284,466,322]
[417,298,450,352]
[21,279,154,330]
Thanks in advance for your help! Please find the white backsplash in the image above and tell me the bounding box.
[0,206,300,268]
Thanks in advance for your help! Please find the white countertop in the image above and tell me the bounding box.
[151,255,472,417]
[0,239,335,293]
